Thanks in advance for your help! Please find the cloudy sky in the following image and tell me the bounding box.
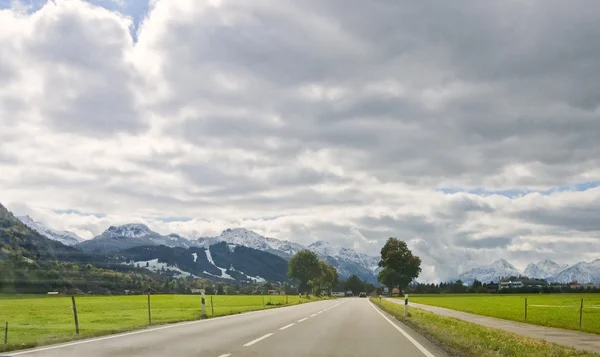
[2,0,600,282]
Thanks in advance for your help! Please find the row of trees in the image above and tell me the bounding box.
[287,250,338,295]
[407,280,600,294]
[340,274,378,295]
[286,238,423,297]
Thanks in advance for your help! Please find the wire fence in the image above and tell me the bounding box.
[409,295,600,335]
[0,294,312,352]
[523,297,599,332]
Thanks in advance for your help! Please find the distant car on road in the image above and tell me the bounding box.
[358,292,367,298]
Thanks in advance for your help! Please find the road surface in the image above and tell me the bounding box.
[6,298,447,357]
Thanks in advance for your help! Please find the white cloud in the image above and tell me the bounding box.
[2,0,600,282]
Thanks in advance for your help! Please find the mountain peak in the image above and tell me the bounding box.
[104,223,156,238]
[524,259,567,279]
[493,259,515,268]
[16,215,83,246]
[458,259,521,285]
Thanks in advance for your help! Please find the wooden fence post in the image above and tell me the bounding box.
[147,294,152,325]
[71,296,79,335]
[4,322,7,344]
[579,298,583,329]
[524,297,528,321]
[211,296,214,316]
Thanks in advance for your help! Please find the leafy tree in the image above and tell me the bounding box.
[472,279,482,288]
[287,250,320,294]
[344,274,364,295]
[377,237,421,293]
[310,261,338,295]
[216,283,225,295]
[450,280,466,293]
[364,282,377,294]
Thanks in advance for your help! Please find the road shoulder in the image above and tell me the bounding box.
[369,300,452,357]
[386,298,600,355]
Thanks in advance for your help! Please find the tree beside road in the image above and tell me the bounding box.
[377,237,422,294]
[287,250,338,295]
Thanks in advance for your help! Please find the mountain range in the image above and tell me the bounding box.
[458,259,600,285]
[25,220,381,283]
[12,212,599,286]
[77,224,192,253]
[17,215,84,246]
[115,243,289,283]
[195,228,380,283]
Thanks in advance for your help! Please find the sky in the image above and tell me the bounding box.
[2,0,600,283]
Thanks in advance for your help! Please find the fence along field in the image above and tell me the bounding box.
[0,294,316,352]
[408,294,600,334]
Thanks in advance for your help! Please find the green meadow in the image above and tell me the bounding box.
[406,294,600,334]
[0,294,322,352]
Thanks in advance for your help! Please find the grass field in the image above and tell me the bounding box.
[405,294,600,334]
[372,298,599,357]
[0,294,323,352]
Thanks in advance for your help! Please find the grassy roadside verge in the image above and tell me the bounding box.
[371,298,599,357]
[0,295,330,353]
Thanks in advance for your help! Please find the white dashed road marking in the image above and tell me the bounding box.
[298,318,308,322]
[279,323,295,330]
[243,333,274,347]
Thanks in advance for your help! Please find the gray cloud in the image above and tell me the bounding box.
[2,0,600,282]
[142,0,600,190]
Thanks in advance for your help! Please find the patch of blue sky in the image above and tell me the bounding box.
[1,0,151,40]
[437,180,600,197]
[53,208,107,218]
[0,0,46,11]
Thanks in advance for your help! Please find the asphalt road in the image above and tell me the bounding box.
[6,298,447,357]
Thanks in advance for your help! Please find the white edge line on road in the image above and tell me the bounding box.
[369,301,436,357]
[243,333,274,347]
[298,318,308,322]
[310,314,317,317]
[9,300,337,356]
[217,354,231,357]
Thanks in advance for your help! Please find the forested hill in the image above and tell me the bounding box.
[0,203,165,294]
[1,203,291,294]
[0,203,93,264]
[116,242,290,283]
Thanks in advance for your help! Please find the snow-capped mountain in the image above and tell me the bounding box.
[455,258,600,285]
[118,243,288,283]
[548,260,600,284]
[308,240,380,272]
[196,228,306,259]
[195,228,380,283]
[77,223,192,253]
[457,259,522,285]
[103,224,155,239]
[17,215,83,246]
[524,260,568,279]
